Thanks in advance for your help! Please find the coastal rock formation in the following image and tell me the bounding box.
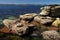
[41,30,60,40]
[1,5,60,37]
[2,18,37,35]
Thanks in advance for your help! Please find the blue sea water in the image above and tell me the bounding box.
[0,4,44,19]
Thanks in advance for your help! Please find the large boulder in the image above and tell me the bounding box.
[3,19,36,35]
[41,30,60,40]
[3,19,28,35]
[40,5,60,17]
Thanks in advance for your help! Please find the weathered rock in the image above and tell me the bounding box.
[11,23,28,35]
[0,27,16,34]
[15,20,40,35]
[20,13,37,21]
[2,19,37,35]
[41,30,60,40]
[52,18,60,27]
[3,19,16,29]
[40,6,51,15]
[40,5,60,17]
[34,16,53,25]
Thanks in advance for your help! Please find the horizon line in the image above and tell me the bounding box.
[2,3,60,5]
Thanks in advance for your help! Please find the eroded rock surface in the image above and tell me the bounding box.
[34,16,53,24]
[52,18,60,27]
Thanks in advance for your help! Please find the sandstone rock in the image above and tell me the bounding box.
[3,19,16,29]
[40,5,60,17]
[40,6,51,15]
[2,18,36,36]
[41,30,60,40]
[52,18,60,27]
[34,16,53,25]
[11,22,28,35]
[20,13,37,20]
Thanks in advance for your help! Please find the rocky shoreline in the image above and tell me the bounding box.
[0,5,60,40]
